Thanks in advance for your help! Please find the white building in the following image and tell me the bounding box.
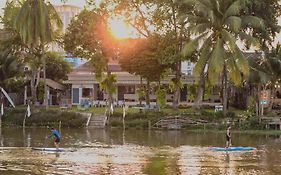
[49,5,82,54]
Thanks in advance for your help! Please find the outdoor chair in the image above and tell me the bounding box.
[60,99,72,110]
[99,100,107,107]
[78,99,90,111]
[92,100,100,107]
[117,100,125,107]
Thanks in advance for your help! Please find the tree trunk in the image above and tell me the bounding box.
[256,85,261,117]
[107,71,113,113]
[193,70,205,109]
[223,64,228,117]
[172,61,181,108]
[139,77,143,106]
[145,80,150,106]
[0,94,3,128]
[30,66,40,104]
[43,52,48,110]
[266,88,274,113]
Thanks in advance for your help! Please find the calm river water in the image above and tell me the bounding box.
[0,128,281,175]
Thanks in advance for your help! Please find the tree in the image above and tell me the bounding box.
[13,0,62,108]
[180,0,264,116]
[248,45,281,115]
[45,52,72,82]
[0,48,23,90]
[243,0,281,49]
[64,9,118,111]
[101,0,191,108]
[119,36,169,105]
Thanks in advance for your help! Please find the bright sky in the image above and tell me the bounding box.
[0,0,280,44]
[0,0,86,13]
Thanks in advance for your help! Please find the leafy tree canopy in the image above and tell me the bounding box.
[243,0,281,48]
[45,52,72,82]
[119,35,169,82]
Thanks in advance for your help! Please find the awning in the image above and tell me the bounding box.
[40,79,65,90]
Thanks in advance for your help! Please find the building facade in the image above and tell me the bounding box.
[65,61,197,106]
[50,5,82,54]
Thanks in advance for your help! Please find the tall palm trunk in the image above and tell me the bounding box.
[266,88,274,113]
[107,71,113,112]
[193,70,205,109]
[0,94,3,128]
[172,62,181,108]
[42,47,48,110]
[145,80,150,106]
[223,63,228,117]
[139,77,143,105]
[30,66,40,103]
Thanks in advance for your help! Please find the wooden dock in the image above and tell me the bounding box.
[261,117,281,130]
[153,116,208,129]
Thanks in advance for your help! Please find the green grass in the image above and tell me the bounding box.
[4,105,279,130]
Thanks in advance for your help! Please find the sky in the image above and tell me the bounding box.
[0,0,280,45]
[0,0,86,13]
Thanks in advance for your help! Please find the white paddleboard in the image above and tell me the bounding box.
[32,147,65,152]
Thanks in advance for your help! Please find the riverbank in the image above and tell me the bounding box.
[1,106,278,131]
[3,107,87,128]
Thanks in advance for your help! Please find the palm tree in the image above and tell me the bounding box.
[180,0,264,115]
[0,49,23,89]
[13,0,62,109]
[248,45,281,115]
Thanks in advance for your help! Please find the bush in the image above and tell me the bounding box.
[3,109,87,127]
[238,117,265,130]
[226,111,236,118]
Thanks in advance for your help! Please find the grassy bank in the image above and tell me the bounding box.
[3,107,87,128]
[1,106,277,131]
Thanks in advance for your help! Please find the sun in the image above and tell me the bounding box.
[108,17,137,39]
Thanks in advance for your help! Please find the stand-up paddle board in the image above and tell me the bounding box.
[209,147,256,152]
[32,147,65,152]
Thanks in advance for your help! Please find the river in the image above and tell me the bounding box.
[0,128,280,175]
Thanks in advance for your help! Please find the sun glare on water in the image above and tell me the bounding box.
[108,17,137,39]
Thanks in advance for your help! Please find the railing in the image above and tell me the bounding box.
[153,116,206,128]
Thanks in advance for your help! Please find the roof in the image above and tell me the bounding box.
[68,61,122,76]
[40,79,65,90]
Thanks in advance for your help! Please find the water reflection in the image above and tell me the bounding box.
[0,128,281,174]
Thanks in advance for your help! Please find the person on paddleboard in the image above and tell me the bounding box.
[226,125,231,148]
[48,128,61,150]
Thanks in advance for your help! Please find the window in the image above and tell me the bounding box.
[82,88,92,98]
[125,86,135,94]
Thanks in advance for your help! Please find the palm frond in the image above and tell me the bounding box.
[225,16,242,33]
[241,16,265,30]
[189,23,212,35]
[228,55,242,85]
[234,46,249,77]
[193,36,212,76]
[224,0,241,19]
[238,32,260,47]
[221,29,236,52]
[182,32,208,57]
[207,37,225,84]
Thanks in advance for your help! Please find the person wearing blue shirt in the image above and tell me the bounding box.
[48,128,61,150]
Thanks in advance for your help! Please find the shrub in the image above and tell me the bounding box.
[3,109,87,127]
[226,111,236,118]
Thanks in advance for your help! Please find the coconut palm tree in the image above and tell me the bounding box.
[13,0,62,109]
[0,49,23,89]
[248,45,281,115]
[180,0,264,115]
